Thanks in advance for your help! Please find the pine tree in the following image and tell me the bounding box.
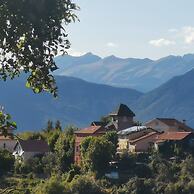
[55,120,62,131]
[46,120,53,132]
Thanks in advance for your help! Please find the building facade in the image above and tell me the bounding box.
[154,132,194,150]
[117,126,159,153]
[74,103,137,164]
[145,118,193,133]
[108,104,136,131]
[74,125,107,164]
[0,135,16,152]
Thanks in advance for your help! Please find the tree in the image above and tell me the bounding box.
[69,175,106,194]
[118,151,136,171]
[54,130,75,172]
[0,109,17,136]
[46,120,54,132]
[47,130,61,151]
[55,120,62,131]
[42,153,57,176]
[80,136,114,176]
[34,176,69,194]
[0,0,78,96]
[18,131,44,140]
[117,178,154,194]
[0,149,15,176]
[103,131,118,157]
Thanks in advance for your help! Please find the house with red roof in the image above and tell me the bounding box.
[74,103,137,164]
[127,131,159,152]
[117,126,160,153]
[155,131,194,150]
[145,118,193,133]
[74,125,108,164]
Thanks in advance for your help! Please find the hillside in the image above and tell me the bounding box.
[54,53,194,92]
[0,76,142,131]
[133,69,194,127]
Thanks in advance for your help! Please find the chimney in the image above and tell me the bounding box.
[182,119,186,125]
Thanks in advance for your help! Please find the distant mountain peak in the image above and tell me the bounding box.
[82,52,99,57]
[55,52,194,92]
[103,55,124,63]
[84,52,94,56]
[76,52,100,59]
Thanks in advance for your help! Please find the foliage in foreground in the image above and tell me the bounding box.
[0,0,79,96]
[1,122,194,193]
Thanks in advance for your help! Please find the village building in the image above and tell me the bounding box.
[108,104,136,131]
[13,139,50,161]
[154,131,194,150]
[117,126,160,153]
[0,135,16,152]
[127,132,159,152]
[0,127,16,152]
[74,103,137,164]
[74,125,108,164]
[145,118,193,133]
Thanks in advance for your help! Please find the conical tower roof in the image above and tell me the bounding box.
[109,104,135,117]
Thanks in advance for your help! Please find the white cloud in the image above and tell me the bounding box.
[182,26,194,44]
[149,38,175,47]
[106,42,118,48]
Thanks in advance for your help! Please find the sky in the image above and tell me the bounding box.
[66,0,194,59]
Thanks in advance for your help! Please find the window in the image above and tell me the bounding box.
[3,143,6,149]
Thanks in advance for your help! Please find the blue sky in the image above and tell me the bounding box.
[66,0,194,59]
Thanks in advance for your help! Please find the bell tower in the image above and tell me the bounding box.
[109,104,135,131]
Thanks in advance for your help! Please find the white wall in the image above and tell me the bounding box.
[0,140,17,152]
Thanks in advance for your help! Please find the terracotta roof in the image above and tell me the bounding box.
[74,126,106,134]
[109,104,135,117]
[156,118,193,131]
[156,132,192,141]
[17,139,49,152]
[129,132,158,144]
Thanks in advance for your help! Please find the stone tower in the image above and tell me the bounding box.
[109,104,135,131]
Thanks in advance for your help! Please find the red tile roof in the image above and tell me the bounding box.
[157,132,192,141]
[157,118,193,131]
[74,126,106,134]
[129,132,158,144]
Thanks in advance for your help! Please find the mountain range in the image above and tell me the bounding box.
[54,53,194,92]
[132,69,194,127]
[0,76,141,131]
[1,53,194,131]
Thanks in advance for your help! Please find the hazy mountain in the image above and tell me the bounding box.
[55,52,101,70]
[54,53,194,92]
[0,76,142,131]
[133,69,194,127]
